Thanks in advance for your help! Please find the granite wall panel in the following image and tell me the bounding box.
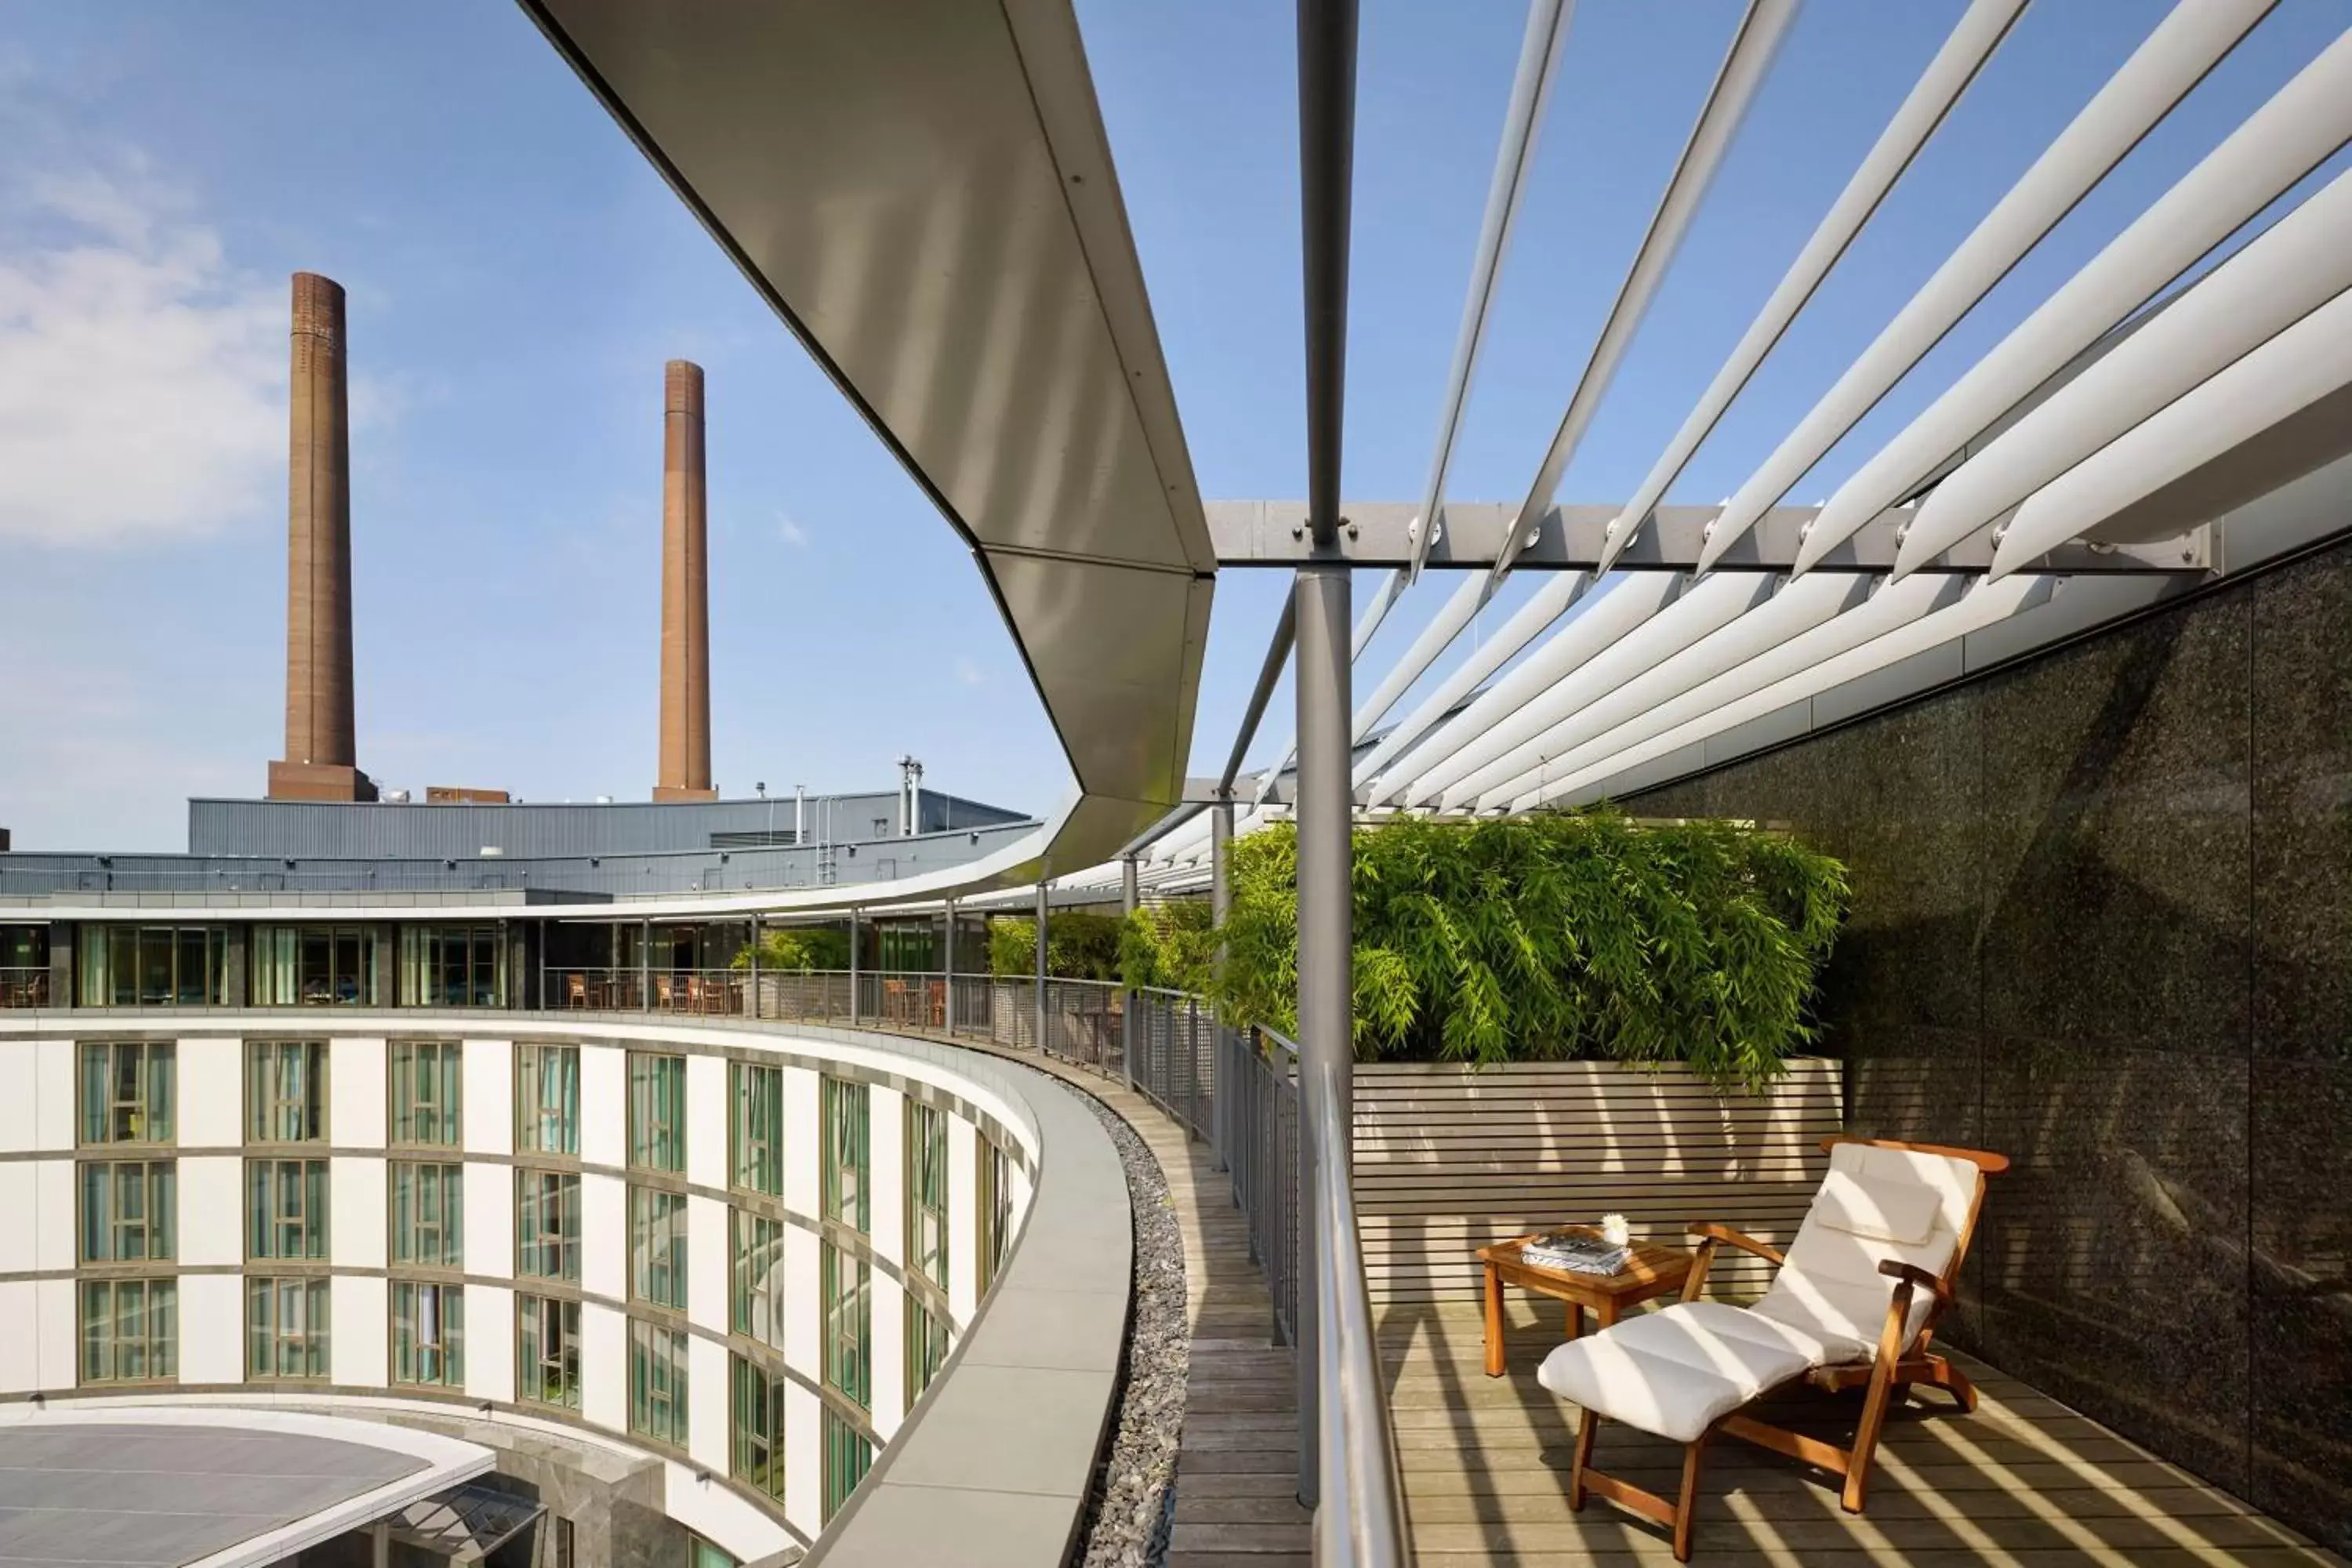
[1624,537,2352,1555]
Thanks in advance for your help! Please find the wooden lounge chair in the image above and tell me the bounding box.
[1537,1135,2008,1561]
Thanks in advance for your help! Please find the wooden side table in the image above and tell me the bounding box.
[1475,1229,1696,1377]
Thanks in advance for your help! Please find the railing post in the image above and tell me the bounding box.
[638,917,651,1014]
[1033,876,1049,1055]
[849,909,861,1025]
[748,915,760,1020]
[1212,797,1233,1171]
[1293,560,1353,1511]
[1120,855,1139,1089]
[943,898,956,1036]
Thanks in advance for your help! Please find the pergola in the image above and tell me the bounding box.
[521,1,2352,1559]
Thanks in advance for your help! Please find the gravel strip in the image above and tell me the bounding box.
[1072,1088,1189,1568]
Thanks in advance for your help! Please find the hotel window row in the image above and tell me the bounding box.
[61,1036,1006,1528]
[65,924,510,1011]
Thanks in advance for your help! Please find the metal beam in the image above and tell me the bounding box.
[1220,597,1296,794]
[1208,498,2210,573]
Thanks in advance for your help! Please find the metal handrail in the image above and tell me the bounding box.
[1295,1040,1413,1566]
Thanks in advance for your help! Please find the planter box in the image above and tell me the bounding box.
[1351,1056,1842,1306]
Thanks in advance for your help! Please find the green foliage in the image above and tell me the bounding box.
[1119,899,1218,992]
[732,927,850,972]
[986,911,1127,980]
[1210,810,1849,1093]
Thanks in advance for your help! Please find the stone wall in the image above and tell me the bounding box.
[1627,536,2352,1555]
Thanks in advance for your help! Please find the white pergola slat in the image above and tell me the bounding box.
[1402,570,1780,808]
[1459,570,1875,810]
[1497,571,1971,811]
[1794,27,2352,574]
[1697,0,2273,573]
[1596,0,2028,572]
[1892,164,2352,575]
[1526,572,2061,809]
[1990,285,2352,575]
[1364,572,1684,805]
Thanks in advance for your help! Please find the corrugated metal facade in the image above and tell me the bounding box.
[185,789,1026,859]
[0,816,1037,901]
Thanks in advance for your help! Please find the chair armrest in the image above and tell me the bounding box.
[1689,1222,1786,1267]
[1877,1258,1950,1304]
[1681,1223,1785,1302]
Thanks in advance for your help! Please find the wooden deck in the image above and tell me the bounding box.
[1382,1296,2344,1565]
[949,1037,2338,1566]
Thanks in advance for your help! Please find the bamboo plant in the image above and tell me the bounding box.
[1211,809,1848,1093]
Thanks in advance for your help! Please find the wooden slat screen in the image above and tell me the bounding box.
[1351,1058,1842,1305]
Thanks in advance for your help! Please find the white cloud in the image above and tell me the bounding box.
[776,510,809,547]
[0,163,285,546]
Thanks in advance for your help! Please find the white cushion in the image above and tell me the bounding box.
[1537,1302,1812,1443]
[1759,1142,1979,1356]
[1813,1168,1938,1244]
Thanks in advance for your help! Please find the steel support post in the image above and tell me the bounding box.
[943,898,956,1036]
[748,914,760,1020]
[1034,877,1050,1054]
[1294,560,1352,1509]
[849,908,861,1025]
[1211,799,1235,1171]
[1122,854,1140,1087]
[638,917,651,1014]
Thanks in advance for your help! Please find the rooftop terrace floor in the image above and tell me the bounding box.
[1377,1300,2343,1565]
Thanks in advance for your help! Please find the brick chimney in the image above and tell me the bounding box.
[656,359,715,800]
[268,272,375,803]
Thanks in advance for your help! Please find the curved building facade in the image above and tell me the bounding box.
[0,1011,1048,1564]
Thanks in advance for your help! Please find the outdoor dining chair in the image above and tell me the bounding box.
[1537,1134,2008,1560]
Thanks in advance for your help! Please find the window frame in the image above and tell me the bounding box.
[729,1061,782,1197]
[390,1279,466,1388]
[79,1040,176,1146]
[517,1292,583,1410]
[628,1319,691,1449]
[729,1356,786,1504]
[820,1240,871,1410]
[821,1405,873,1523]
[246,1156,330,1261]
[246,1274,331,1381]
[390,1040,463,1148]
[821,1078,870,1234]
[516,1043,581,1156]
[245,1040,328,1145]
[515,1167,583,1282]
[905,1099,949,1293]
[905,1295,949,1404]
[629,1184,689,1309]
[79,1277,177,1385]
[628,1052,688,1173]
[79,1158,176,1264]
[390,1160,466,1269]
[729,1207,785,1349]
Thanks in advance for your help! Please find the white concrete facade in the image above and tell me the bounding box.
[0,1015,1039,1563]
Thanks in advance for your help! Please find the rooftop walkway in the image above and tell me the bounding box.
[945,1036,1312,1567]
[1385,1298,2344,1566]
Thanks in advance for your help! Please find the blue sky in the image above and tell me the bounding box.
[1,1,2344,849]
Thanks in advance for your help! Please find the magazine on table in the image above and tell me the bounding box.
[1518,1228,1631,1276]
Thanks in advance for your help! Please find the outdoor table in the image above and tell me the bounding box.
[1475,1228,1696,1377]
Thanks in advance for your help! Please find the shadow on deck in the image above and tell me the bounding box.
[1381,1297,2346,1565]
